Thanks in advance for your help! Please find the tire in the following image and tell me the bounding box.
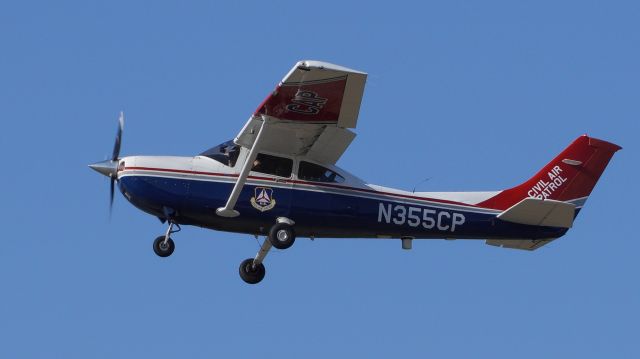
[239,258,266,284]
[153,236,175,257]
[268,223,296,250]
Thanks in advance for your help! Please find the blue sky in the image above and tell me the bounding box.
[1,1,638,357]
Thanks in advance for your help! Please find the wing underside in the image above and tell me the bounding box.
[216,61,367,217]
[235,60,367,164]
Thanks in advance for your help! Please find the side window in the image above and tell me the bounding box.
[251,153,293,178]
[298,161,345,183]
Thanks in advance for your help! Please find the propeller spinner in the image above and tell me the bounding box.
[89,112,124,211]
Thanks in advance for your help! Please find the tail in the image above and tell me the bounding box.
[477,135,621,211]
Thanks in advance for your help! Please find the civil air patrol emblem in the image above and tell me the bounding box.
[250,187,276,212]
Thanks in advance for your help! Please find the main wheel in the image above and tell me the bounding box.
[268,223,296,249]
[239,258,266,284]
[153,236,175,257]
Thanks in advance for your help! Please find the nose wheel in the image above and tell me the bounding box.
[153,236,175,257]
[153,221,180,258]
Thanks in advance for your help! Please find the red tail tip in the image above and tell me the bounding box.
[587,136,622,152]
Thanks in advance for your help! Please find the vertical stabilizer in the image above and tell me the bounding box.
[477,135,621,211]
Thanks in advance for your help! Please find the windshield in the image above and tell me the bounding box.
[199,140,240,167]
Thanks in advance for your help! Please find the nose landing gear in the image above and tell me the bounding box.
[152,221,180,257]
[153,236,175,257]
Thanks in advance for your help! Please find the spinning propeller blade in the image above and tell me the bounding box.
[110,175,116,213]
[88,112,125,215]
[112,111,124,161]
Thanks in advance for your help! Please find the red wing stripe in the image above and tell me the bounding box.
[254,77,347,122]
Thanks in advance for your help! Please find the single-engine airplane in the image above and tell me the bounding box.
[89,60,621,284]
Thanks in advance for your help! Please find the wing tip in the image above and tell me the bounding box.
[296,60,367,75]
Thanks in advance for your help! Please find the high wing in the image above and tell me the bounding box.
[216,60,367,217]
[235,60,367,164]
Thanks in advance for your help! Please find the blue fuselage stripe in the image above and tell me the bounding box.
[118,174,567,240]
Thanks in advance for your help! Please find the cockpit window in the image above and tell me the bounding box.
[251,153,293,178]
[298,161,345,183]
[199,140,240,167]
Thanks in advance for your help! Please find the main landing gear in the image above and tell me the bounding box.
[239,220,296,284]
[153,221,180,257]
[268,222,296,249]
[150,218,295,284]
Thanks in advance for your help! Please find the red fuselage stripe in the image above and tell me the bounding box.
[122,166,485,209]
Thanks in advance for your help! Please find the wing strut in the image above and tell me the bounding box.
[216,118,267,218]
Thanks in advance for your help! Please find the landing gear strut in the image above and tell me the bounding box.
[239,220,296,284]
[153,222,180,257]
[239,239,271,284]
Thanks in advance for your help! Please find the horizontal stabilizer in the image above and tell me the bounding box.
[486,238,554,251]
[497,198,576,228]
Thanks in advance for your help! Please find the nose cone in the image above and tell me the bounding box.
[88,160,118,178]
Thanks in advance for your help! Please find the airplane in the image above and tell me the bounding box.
[89,60,621,284]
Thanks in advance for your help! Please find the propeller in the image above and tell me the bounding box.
[112,112,124,162]
[89,112,125,213]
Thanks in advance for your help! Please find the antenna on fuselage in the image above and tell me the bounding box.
[411,177,432,193]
